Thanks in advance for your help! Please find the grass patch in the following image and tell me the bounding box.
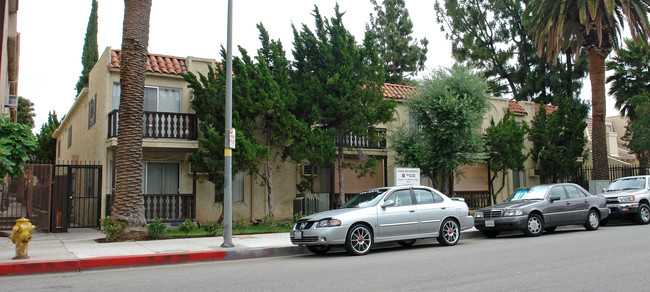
[162,223,293,238]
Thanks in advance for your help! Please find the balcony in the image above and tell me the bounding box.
[108,110,197,140]
[336,129,387,149]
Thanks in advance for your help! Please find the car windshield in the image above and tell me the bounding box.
[505,186,549,201]
[608,177,646,191]
[341,188,389,208]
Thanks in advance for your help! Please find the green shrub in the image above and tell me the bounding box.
[202,221,221,236]
[147,217,166,239]
[234,219,251,235]
[178,219,197,235]
[99,217,126,242]
[261,215,279,232]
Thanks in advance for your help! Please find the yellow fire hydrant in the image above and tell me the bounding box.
[9,217,35,260]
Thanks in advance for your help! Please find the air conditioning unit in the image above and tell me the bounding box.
[4,94,18,108]
[301,165,319,176]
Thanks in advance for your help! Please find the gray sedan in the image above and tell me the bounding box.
[474,183,609,238]
[290,185,474,255]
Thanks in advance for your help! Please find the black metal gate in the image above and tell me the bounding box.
[54,165,102,230]
[0,163,101,232]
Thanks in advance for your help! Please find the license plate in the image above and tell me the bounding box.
[485,220,495,227]
[293,230,302,239]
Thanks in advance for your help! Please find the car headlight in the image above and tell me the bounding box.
[316,218,341,228]
[503,209,524,216]
[619,195,635,203]
[475,211,484,218]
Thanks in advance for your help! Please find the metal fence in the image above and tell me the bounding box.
[0,163,101,232]
[572,165,649,189]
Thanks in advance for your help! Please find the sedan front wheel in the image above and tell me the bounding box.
[344,224,373,256]
[523,214,543,237]
[584,209,600,230]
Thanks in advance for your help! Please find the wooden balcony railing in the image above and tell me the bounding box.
[336,129,387,149]
[108,110,198,140]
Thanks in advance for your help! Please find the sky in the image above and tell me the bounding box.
[17,0,617,133]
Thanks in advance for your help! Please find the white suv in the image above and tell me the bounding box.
[601,175,650,224]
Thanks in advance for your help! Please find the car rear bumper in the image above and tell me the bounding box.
[474,216,527,231]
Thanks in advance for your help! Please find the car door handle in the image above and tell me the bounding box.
[584,200,589,203]
[441,207,446,209]
[566,201,571,205]
[409,210,416,213]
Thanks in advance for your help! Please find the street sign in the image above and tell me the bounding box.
[229,128,236,149]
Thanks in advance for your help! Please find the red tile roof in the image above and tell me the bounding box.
[508,100,527,115]
[382,83,417,100]
[107,50,188,75]
[535,103,556,115]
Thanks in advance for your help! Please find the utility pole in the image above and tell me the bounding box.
[221,0,234,248]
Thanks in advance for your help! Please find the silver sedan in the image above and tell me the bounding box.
[290,185,474,255]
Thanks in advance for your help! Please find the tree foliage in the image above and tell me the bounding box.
[528,96,589,183]
[524,0,650,180]
[623,102,650,170]
[367,0,428,85]
[0,115,36,185]
[485,110,528,204]
[16,96,35,129]
[33,111,61,162]
[607,39,650,170]
[75,0,99,95]
[606,39,650,120]
[434,0,588,103]
[292,4,396,205]
[391,65,489,195]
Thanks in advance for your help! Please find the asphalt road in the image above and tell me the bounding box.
[5,220,650,291]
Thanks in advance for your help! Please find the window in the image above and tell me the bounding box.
[550,186,567,200]
[67,125,72,148]
[143,162,180,194]
[564,186,586,199]
[88,94,96,128]
[413,189,434,204]
[215,172,245,203]
[112,83,181,113]
[57,140,61,158]
[112,83,120,110]
[386,189,413,206]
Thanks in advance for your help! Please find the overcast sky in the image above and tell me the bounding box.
[17,0,614,133]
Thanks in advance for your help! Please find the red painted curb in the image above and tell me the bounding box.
[0,259,80,276]
[79,250,228,270]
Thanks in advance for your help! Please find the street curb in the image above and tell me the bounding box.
[0,231,480,276]
[0,246,312,276]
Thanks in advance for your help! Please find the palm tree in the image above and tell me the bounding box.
[110,0,152,238]
[525,0,650,180]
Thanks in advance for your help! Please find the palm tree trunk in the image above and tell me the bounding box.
[588,51,609,181]
[111,0,152,238]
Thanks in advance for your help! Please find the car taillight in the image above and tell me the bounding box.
[468,210,471,216]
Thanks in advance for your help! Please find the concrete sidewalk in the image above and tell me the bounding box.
[0,227,481,276]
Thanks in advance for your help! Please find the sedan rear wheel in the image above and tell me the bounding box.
[307,245,331,254]
[344,224,372,256]
[584,209,600,230]
[437,219,460,246]
[634,203,650,225]
[523,214,543,237]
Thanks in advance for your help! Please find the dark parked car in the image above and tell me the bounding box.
[474,183,609,237]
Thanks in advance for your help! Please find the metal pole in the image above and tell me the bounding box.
[221,0,234,248]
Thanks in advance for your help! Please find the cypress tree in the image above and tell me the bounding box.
[75,0,99,95]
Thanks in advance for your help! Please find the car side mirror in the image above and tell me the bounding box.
[381,200,395,208]
[550,196,561,202]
